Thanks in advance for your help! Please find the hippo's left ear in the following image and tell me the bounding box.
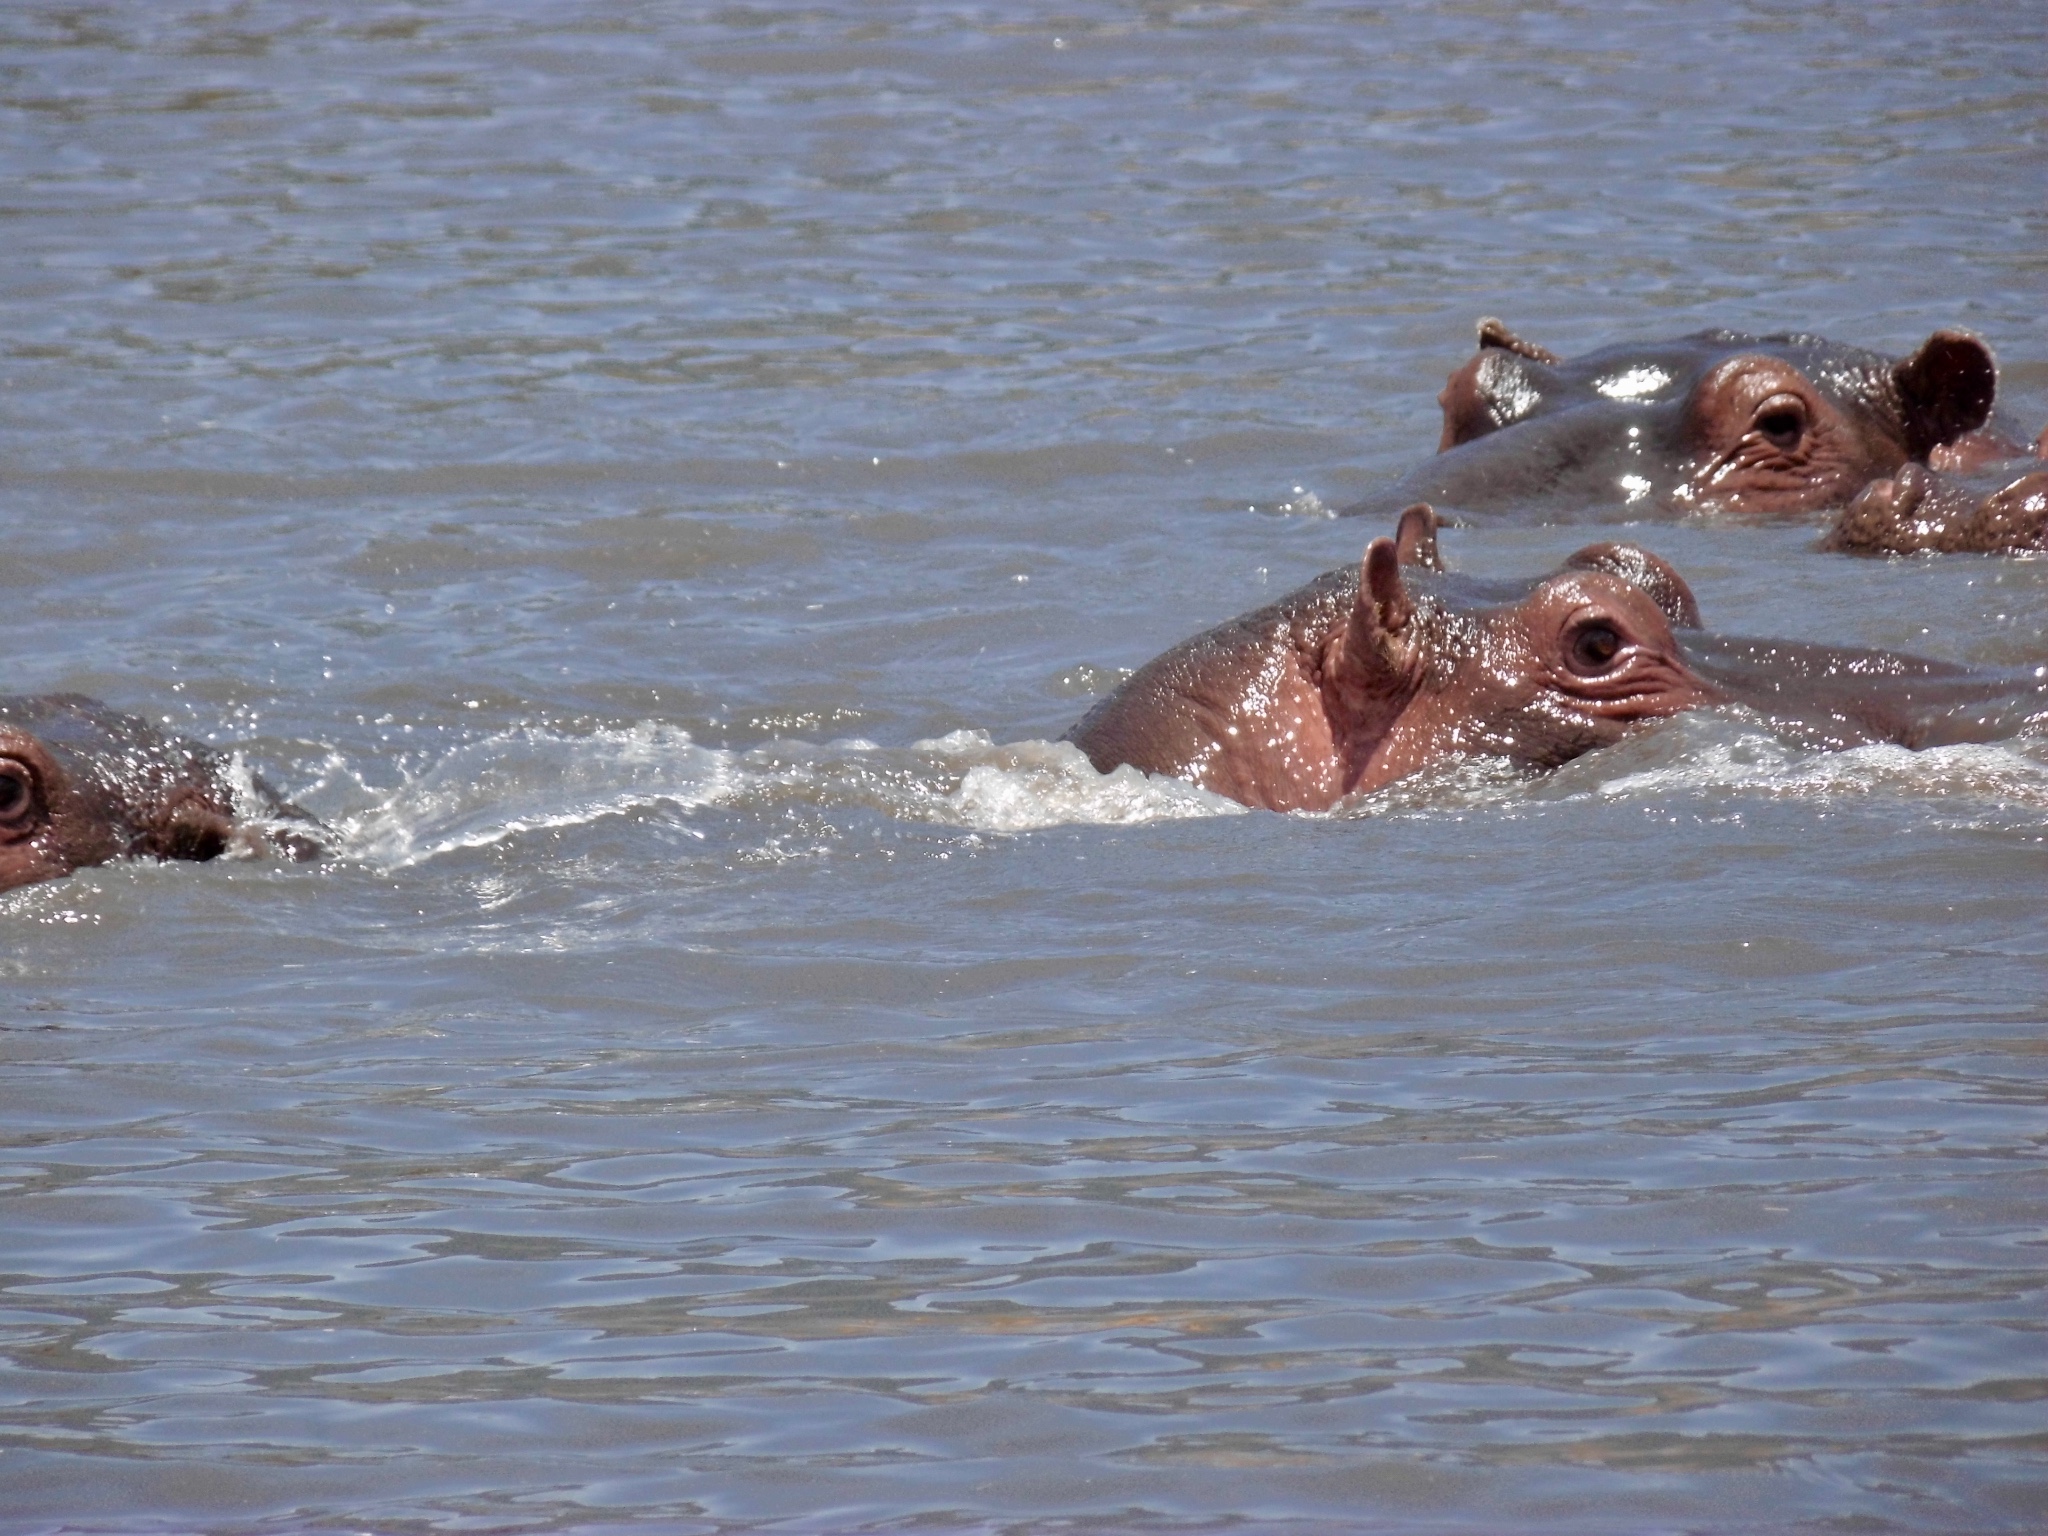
[1894,331,1996,458]
[1393,503,1445,572]
[1329,539,1424,713]
[1363,537,1416,641]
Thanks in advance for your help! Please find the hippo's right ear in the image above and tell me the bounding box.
[1894,330,1996,459]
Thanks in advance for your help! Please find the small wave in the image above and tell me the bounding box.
[317,723,739,867]
[1547,710,2048,826]
[1248,483,1334,519]
[1335,710,2048,828]
[287,710,2048,871]
[920,732,1246,831]
[300,724,1242,868]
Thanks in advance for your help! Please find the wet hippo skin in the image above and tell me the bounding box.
[0,694,323,893]
[1822,427,2048,555]
[1066,505,2045,812]
[1341,320,2000,523]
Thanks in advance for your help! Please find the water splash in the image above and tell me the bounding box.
[1548,709,2048,829]
[283,708,2048,871]
[300,724,1242,868]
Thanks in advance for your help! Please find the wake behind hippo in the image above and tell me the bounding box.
[0,694,323,892]
[1065,506,2045,812]
[1340,320,2001,524]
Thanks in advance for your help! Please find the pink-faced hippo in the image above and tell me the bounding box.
[1066,506,2044,812]
[1340,320,2001,523]
[1823,426,2048,556]
[0,694,322,893]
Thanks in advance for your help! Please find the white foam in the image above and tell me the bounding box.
[1541,710,2048,828]
[295,710,2048,871]
[309,725,1243,868]
[1595,733,2048,810]
[330,723,738,868]
[930,738,1245,830]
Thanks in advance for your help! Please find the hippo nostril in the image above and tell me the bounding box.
[1862,463,1928,520]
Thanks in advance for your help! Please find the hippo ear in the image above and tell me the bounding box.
[1441,326,1561,449]
[1392,503,1445,572]
[1362,538,1414,639]
[1894,330,1996,458]
[1476,317,1562,365]
[1331,538,1420,702]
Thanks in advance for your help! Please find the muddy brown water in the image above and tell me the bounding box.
[2,5,2045,1534]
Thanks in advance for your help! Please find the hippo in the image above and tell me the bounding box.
[1339,320,2000,523]
[1823,428,2048,556]
[1065,506,2044,812]
[0,694,323,893]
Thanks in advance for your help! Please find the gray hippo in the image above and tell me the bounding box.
[0,694,322,893]
[1824,427,2048,556]
[1340,320,2000,523]
[1066,506,2042,812]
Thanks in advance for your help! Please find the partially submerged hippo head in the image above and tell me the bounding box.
[1066,506,1719,811]
[0,694,321,893]
[1343,320,1998,522]
[1823,457,2048,557]
[1067,506,2042,811]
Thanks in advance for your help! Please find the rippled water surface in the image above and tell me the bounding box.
[3,4,2046,1533]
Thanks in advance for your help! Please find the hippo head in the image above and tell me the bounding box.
[0,694,297,893]
[1395,319,1996,519]
[1065,502,2040,812]
[1326,509,1723,794]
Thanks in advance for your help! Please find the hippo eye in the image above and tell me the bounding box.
[0,760,37,834]
[1753,395,1809,450]
[1566,621,1624,674]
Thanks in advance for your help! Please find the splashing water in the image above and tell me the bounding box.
[277,706,2048,872]
[297,724,1243,869]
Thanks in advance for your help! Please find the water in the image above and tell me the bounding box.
[3,3,2046,1532]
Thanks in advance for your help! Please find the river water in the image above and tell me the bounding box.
[2,4,2045,1533]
